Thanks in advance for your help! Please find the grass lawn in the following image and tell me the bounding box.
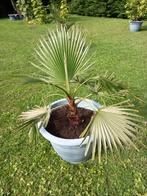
[0,16,147,195]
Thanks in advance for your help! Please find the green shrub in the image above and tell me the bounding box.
[16,0,34,21]
[48,2,60,22]
[106,0,126,18]
[31,0,47,24]
[60,0,69,20]
[16,0,49,23]
[70,0,127,18]
[84,0,107,17]
[49,0,73,29]
[69,0,86,15]
[125,0,147,21]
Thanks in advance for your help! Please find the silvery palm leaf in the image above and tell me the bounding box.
[80,103,143,162]
[19,106,51,143]
[31,26,93,94]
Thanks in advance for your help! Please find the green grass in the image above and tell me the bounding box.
[0,16,147,195]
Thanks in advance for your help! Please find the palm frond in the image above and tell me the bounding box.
[32,26,93,93]
[23,75,71,97]
[28,125,39,144]
[80,104,143,162]
[77,71,126,95]
[23,75,51,85]
[19,106,51,142]
[95,71,125,93]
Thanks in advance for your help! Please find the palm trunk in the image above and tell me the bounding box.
[67,96,80,126]
[67,96,77,114]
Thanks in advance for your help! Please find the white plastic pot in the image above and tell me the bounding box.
[39,98,100,164]
[130,21,143,32]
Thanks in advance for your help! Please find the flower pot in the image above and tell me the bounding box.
[8,14,24,21]
[130,21,143,32]
[8,14,17,21]
[15,14,24,20]
[39,98,101,164]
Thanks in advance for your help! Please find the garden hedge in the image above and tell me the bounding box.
[70,0,127,18]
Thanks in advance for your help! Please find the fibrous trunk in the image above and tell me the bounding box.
[67,96,80,126]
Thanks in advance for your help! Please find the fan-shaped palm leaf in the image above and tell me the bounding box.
[76,71,126,95]
[19,106,51,127]
[80,104,143,162]
[19,106,51,143]
[32,26,93,94]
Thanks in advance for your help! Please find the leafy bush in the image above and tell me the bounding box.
[125,0,147,21]
[69,0,86,16]
[16,0,48,23]
[48,2,60,22]
[31,0,47,24]
[16,0,34,21]
[70,0,127,18]
[60,0,69,20]
[84,0,107,17]
[49,0,73,29]
[106,0,126,18]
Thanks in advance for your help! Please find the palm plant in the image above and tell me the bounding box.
[20,26,142,162]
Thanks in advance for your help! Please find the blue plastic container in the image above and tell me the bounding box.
[8,14,24,21]
[130,21,143,32]
[39,98,101,164]
[8,14,17,21]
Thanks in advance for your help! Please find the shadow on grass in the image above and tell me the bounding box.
[70,15,90,22]
[142,25,147,31]
[140,103,147,120]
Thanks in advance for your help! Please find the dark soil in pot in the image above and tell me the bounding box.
[46,105,94,139]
